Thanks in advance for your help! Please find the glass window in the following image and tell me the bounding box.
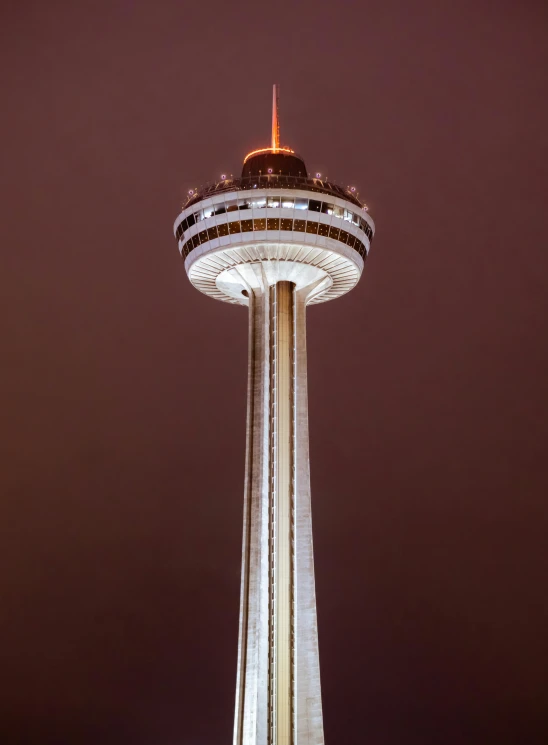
[199,230,208,244]
[329,226,340,240]
[194,210,203,223]
[186,213,196,228]
[241,219,253,232]
[306,221,318,234]
[294,219,306,232]
[347,234,356,248]
[281,218,293,231]
[229,221,241,234]
[181,218,188,232]
[352,213,360,226]
[254,218,266,231]
[267,196,280,208]
[250,198,267,209]
[295,198,308,210]
[192,234,200,249]
[321,202,332,214]
[308,199,321,213]
[343,209,353,223]
[217,223,229,237]
[332,205,343,218]
[238,199,251,210]
[339,230,349,244]
[267,218,280,230]
[214,205,226,216]
[207,226,218,241]
[281,198,294,208]
[318,223,329,237]
[226,202,238,212]
[203,207,214,219]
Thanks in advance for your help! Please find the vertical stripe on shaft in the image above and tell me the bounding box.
[272,281,294,745]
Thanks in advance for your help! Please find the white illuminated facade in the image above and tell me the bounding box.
[173,86,375,745]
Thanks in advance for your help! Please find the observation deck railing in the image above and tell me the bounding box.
[183,174,365,210]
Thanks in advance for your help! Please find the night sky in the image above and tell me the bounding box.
[1,2,548,743]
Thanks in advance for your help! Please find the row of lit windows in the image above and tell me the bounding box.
[176,196,374,242]
[179,217,368,260]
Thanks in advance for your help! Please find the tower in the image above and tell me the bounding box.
[173,86,375,745]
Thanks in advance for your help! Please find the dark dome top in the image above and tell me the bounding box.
[242,149,307,178]
[183,146,363,210]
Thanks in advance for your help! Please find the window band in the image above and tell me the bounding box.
[179,217,368,260]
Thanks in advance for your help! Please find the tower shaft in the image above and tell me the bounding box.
[234,276,324,745]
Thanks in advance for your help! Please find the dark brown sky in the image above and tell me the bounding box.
[1,1,548,743]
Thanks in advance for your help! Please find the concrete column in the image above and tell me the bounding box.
[293,287,324,745]
[234,271,324,745]
[234,279,270,745]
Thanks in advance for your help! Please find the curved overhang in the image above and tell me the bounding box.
[185,239,362,307]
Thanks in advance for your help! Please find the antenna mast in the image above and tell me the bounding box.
[271,84,280,151]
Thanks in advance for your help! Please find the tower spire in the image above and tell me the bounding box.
[272,83,280,151]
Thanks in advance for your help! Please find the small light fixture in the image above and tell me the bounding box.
[188,189,194,195]
[315,172,322,179]
[350,186,356,192]
[221,174,226,180]
[268,168,273,174]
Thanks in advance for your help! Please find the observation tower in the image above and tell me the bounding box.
[173,85,375,745]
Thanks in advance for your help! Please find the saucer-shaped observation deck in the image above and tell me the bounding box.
[173,116,374,306]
